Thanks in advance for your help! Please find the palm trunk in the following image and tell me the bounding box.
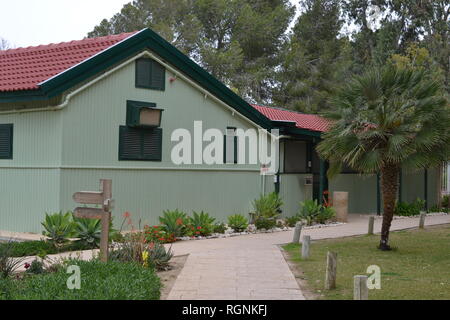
[379,165,400,250]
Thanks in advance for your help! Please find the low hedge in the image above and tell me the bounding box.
[0,241,94,258]
[0,259,161,300]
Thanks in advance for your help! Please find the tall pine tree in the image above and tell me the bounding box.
[273,0,350,113]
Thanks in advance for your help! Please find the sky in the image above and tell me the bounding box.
[0,0,301,49]
[0,0,131,48]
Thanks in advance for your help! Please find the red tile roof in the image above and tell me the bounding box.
[252,104,330,132]
[0,32,136,92]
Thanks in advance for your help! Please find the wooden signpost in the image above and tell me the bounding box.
[73,179,114,262]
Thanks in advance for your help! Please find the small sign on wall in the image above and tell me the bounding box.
[305,176,313,185]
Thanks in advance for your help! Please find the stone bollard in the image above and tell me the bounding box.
[325,251,337,290]
[353,275,369,300]
[419,213,426,229]
[333,192,348,222]
[368,216,375,235]
[302,235,311,259]
[292,221,302,244]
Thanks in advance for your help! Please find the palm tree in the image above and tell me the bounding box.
[317,67,450,250]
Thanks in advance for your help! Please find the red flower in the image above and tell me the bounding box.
[123,211,130,218]
[197,226,202,230]
[176,218,183,226]
[24,263,31,269]
[153,225,159,228]
[195,231,200,235]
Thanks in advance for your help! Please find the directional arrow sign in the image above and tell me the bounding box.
[73,191,104,205]
[73,207,104,220]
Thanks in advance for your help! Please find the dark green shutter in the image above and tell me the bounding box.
[119,126,142,160]
[135,58,165,91]
[143,128,162,161]
[0,124,13,159]
[150,60,165,91]
[119,126,162,161]
[135,59,152,88]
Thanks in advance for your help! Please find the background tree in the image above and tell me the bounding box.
[317,67,450,250]
[88,0,295,104]
[88,0,448,106]
[342,0,449,90]
[273,0,351,113]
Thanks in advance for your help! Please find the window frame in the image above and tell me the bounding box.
[135,58,166,91]
[0,123,13,160]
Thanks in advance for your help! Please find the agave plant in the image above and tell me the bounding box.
[73,217,101,248]
[227,214,248,232]
[41,212,75,245]
[251,192,283,222]
[298,200,322,226]
[146,242,173,271]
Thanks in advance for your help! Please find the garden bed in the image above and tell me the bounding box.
[175,221,346,242]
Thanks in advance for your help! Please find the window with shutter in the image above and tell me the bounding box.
[0,124,13,159]
[119,126,162,161]
[135,58,166,91]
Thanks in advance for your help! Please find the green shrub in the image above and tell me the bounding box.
[2,259,161,300]
[251,192,283,222]
[227,214,248,232]
[441,195,449,208]
[41,211,75,244]
[213,222,227,234]
[0,240,99,258]
[159,209,188,237]
[187,211,215,236]
[297,200,336,225]
[316,206,336,224]
[24,259,45,275]
[144,225,176,243]
[72,217,101,249]
[0,241,56,258]
[285,216,301,227]
[395,198,425,216]
[254,217,277,230]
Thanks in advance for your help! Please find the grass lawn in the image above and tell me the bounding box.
[283,224,450,300]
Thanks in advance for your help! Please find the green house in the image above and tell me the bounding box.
[0,29,439,233]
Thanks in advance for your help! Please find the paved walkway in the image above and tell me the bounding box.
[166,214,450,300]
